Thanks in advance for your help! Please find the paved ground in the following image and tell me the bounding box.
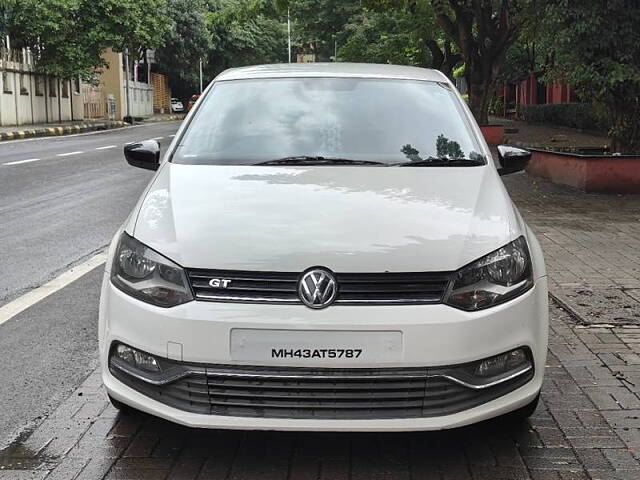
[506,172,640,327]
[0,122,180,442]
[497,117,610,149]
[2,126,640,479]
[3,302,640,480]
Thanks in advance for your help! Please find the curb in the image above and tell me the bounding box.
[0,121,128,142]
[140,114,185,123]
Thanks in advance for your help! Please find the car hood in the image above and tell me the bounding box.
[131,164,520,272]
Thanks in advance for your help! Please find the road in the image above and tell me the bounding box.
[0,121,180,441]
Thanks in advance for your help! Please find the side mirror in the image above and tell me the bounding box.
[497,145,531,176]
[124,140,160,171]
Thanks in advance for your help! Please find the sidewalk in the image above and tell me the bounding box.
[0,120,128,141]
[0,114,184,142]
[495,116,610,149]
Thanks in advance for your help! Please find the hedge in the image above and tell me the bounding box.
[521,103,608,132]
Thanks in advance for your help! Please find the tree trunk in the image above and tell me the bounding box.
[466,71,493,125]
[466,51,504,125]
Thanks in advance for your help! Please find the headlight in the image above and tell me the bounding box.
[445,236,533,311]
[111,232,193,307]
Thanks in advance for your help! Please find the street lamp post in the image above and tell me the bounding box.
[199,58,203,94]
[287,8,292,63]
[124,48,133,125]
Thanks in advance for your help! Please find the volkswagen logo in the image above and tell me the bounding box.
[298,268,338,309]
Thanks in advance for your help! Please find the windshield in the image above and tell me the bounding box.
[172,77,485,166]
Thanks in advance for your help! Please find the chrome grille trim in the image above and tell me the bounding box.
[186,269,452,306]
[110,357,533,391]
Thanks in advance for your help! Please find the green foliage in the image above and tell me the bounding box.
[543,0,640,153]
[488,95,504,116]
[338,1,461,77]
[338,10,424,66]
[287,0,360,61]
[521,103,608,133]
[452,63,465,78]
[155,0,211,97]
[205,0,287,76]
[0,0,170,79]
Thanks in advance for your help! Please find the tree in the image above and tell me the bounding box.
[339,1,461,78]
[543,0,640,154]
[339,10,426,67]
[155,0,212,98]
[204,0,287,77]
[432,0,531,124]
[273,0,360,61]
[0,0,170,79]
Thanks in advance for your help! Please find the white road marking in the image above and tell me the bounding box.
[0,251,107,327]
[2,158,41,166]
[95,145,117,150]
[124,141,136,145]
[56,151,83,157]
[150,137,164,140]
[168,134,176,137]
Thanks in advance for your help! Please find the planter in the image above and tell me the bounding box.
[526,148,640,193]
[479,125,505,145]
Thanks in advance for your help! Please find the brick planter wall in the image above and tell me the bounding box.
[479,125,505,145]
[527,148,640,193]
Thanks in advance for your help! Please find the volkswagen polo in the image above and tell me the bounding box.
[99,63,548,431]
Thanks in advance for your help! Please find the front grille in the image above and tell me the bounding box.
[187,269,452,306]
[111,362,533,420]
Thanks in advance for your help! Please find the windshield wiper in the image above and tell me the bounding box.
[394,157,485,167]
[254,156,386,166]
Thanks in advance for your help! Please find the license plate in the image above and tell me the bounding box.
[230,329,402,364]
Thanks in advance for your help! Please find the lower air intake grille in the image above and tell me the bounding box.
[111,363,533,419]
[186,269,452,306]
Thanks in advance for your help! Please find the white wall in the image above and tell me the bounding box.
[120,80,154,119]
[0,50,82,127]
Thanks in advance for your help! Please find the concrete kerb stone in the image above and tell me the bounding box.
[0,121,128,142]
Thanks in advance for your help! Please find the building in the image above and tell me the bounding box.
[97,49,154,121]
[0,48,83,126]
[0,47,155,126]
[497,72,575,117]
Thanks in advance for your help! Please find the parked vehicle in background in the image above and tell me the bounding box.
[187,94,200,112]
[102,63,548,432]
[170,98,184,113]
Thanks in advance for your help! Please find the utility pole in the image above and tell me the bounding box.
[199,58,203,93]
[124,48,133,125]
[287,9,292,63]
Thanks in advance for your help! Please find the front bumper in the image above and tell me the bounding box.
[99,273,548,431]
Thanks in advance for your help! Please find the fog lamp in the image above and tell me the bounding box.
[474,348,529,377]
[113,343,160,373]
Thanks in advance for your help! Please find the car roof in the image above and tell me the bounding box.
[214,63,450,83]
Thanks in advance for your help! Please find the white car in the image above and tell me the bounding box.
[170,98,184,113]
[100,63,548,432]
